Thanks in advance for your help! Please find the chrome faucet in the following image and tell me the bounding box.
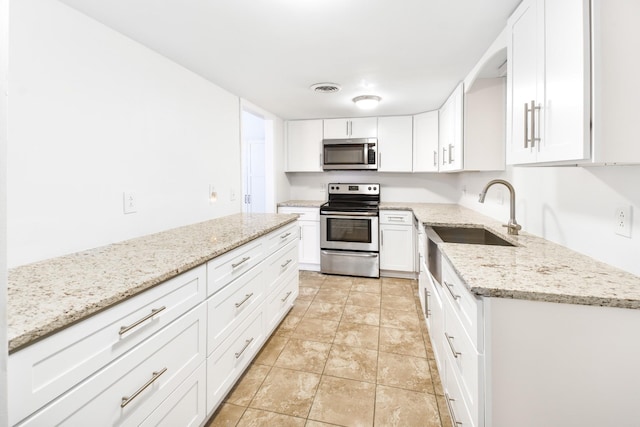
[478,179,522,235]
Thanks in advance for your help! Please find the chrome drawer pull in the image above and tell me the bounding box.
[445,333,461,358]
[281,291,293,302]
[231,256,250,269]
[119,306,166,336]
[388,216,405,221]
[445,392,463,426]
[443,281,460,300]
[235,337,254,358]
[121,367,167,408]
[235,293,254,308]
[280,232,292,240]
[433,150,437,166]
[281,259,292,269]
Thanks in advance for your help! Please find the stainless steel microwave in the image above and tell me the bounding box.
[322,138,377,170]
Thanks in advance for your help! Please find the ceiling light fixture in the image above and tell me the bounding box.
[352,95,381,110]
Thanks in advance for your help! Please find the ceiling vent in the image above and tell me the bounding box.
[310,82,342,93]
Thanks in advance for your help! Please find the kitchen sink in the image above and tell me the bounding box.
[429,226,516,247]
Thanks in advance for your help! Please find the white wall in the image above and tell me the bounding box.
[0,0,8,421]
[458,166,640,276]
[8,0,244,267]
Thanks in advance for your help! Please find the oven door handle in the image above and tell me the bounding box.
[321,250,378,258]
[320,211,378,217]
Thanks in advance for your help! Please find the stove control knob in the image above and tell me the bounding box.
[336,186,340,190]
[330,186,334,190]
[373,186,377,191]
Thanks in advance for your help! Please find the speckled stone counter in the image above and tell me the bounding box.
[277,200,324,208]
[8,213,297,352]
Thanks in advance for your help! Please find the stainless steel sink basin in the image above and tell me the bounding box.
[429,226,516,247]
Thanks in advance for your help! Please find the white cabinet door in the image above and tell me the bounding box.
[380,224,414,272]
[323,117,377,139]
[439,83,464,172]
[286,120,323,172]
[413,111,439,172]
[377,116,413,172]
[299,221,320,266]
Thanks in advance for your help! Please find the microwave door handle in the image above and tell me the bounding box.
[364,144,368,165]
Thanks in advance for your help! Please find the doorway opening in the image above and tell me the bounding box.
[240,108,273,213]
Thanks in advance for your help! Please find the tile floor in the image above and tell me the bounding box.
[206,271,453,427]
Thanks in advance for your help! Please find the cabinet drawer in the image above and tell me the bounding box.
[207,309,265,414]
[263,222,298,254]
[18,303,207,427]
[441,258,483,350]
[207,239,264,296]
[278,207,320,222]
[207,264,264,355]
[8,265,206,426]
[263,240,298,293]
[443,352,475,427]
[380,210,414,225]
[265,268,299,334]
[140,362,206,427]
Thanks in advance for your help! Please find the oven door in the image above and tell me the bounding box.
[320,213,379,252]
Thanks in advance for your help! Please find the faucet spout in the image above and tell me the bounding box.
[478,179,522,235]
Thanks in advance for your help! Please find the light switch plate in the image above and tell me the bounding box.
[123,191,137,214]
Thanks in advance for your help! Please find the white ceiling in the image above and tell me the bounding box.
[57,0,521,120]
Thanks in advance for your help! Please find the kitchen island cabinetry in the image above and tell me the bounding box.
[286,119,323,172]
[277,206,320,271]
[323,117,377,139]
[379,210,415,278]
[377,115,413,172]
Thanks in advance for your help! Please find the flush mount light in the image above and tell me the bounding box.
[352,95,381,109]
[310,82,342,93]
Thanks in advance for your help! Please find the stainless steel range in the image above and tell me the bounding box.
[320,183,380,278]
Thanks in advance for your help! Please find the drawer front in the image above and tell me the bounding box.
[263,239,298,293]
[263,222,299,254]
[207,239,264,296]
[265,268,299,334]
[441,258,483,350]
[140,362,206,427]
[18,303,207,427]
[278,207,319,222]
[9,265,206,426]
[207,309,265,414]
[443,353,475,427]
[443,295,482,423]
[380,210,413,225]
[207,263,264,355]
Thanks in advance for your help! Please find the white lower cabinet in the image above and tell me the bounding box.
[277,207,320,271]
[379,210,415,277]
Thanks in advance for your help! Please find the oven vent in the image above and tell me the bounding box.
[310,82,342,93]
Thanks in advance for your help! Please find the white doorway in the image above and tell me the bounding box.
[241,109,270,213]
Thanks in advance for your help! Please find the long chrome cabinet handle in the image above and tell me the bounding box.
[442,147,447,165]
[425,289,431,318]
[299,226,302,240]
[280,232,291,240]
[381,230,384,246]
[119,306,166,335]
[281,259,292,269]
[443,280,460,300]
[532,101,541,149]
[524,102,530,148]
[235,293,254,308]
[232,256,250,269]
[445,332,461,358]
[235,337,254,358]
[445,392,463,426]
[281,291,293,302]
[121,367,167,408]
[433,150,437,167]
[448,144,454,164]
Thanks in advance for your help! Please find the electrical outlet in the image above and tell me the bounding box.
[123,191,137,214]
[615,206,632,237]
[230,188,236,201]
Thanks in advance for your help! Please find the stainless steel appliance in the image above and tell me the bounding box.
[320,183,380,277]
[322,138,377,170]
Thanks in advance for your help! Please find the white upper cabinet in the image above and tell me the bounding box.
[439,83,464,172]
[286,119,323,172]
[377,116,413,172]
[507,0,591,165]
[323,117,378,139]
[413,111,439,172]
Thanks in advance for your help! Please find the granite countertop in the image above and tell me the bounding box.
[277,200,325,208]
[8,213,297,353]
[279,200,640,309]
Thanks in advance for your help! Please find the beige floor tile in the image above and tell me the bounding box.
[278,314,304,333]
[377,351,434,393]
[381,279,415,296]
[237,408,306,427]
[275,339,332,374]
[341,305,380,326]
[323,344,378,382]
[374,385,441,427]
[436,394,454,427]
[225,364,271,406]
[381,293,417,312]
[429,358,445,396]
[321,275,354,290]
[379,327,427,358]
[423,331,436,360]
[291,317,339,343]
[290,298,313,317]
[254,335,289,366]
[314,288,350,305]
[380,308,421,331]
[308,376,376,427]
[333,321,379,350]
[298,286,320,300]
[352,277,382,294]
[305,421,340,427]
[250,367,321,418]
[304,301,345,321]
[207,403,246,427]
[346,291,381,308]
